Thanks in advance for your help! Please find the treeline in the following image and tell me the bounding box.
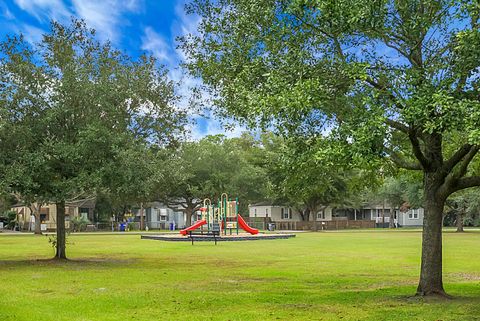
[1,19,479,264]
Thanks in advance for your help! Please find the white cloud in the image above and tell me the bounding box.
[13,0,144,43]
[0,2,15,20]
[21,24,45,43]
[71,0,142,42]
[13,0,70,22]
[189,115,248,141]
[141,27,171,63]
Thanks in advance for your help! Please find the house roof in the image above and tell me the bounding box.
[11,198,95,209]
[249,201,290,207]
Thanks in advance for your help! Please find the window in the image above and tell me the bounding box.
[265,208,268,217]
[408,209,419,219]
[254,209,257,217]
[80,208,89,220]
[316,210,325,220]
[160,209,168,221]
[282,208,291,219]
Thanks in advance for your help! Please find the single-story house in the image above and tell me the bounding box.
[248,202,424,227]
[11,199,96,231]
[132,202,186,230]
[248,202,304,222]
[398,207,424,227]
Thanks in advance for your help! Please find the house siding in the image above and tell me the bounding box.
[11,201,95,231]
[134,202,186,229]
[249,202,424,228]
[399,208,424,226]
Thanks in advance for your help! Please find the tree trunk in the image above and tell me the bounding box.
[416,175,446,296]
[34,211,42,234]
[389,207,396,228]
[55,201,67,260]
[186,208,193,226]
[29,203,43,234]
[301,208,310,221]
[140,202,144,231]
[456,212,464,233]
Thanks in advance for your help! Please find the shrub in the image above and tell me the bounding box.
[71,216,90,232]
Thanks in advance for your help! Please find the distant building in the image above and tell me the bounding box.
[132,202,186,230]
[248,202,303,222]
[11,199,95,231]
[248,201,424,228]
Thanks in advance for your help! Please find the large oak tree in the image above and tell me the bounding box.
[180,0,480,296]
[0,20,185,259]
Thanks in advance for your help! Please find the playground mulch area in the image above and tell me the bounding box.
[0,230,479,320]
[141,232,296,242]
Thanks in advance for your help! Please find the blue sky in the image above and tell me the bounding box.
[0,0,245,140]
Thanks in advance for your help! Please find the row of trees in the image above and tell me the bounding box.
[2,0,480,298]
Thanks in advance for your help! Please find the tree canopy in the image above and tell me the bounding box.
[181,0,480,296]
[0,20,186,258]
[157,134,268,224]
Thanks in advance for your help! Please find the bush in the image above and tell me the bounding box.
[1,210,18,229]
[127,222,136,231]
[71,216,90,232]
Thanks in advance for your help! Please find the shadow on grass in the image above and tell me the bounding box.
[0,257,136,269]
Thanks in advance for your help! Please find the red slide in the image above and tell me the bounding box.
[180,219,207,235]
[237,214,259,235]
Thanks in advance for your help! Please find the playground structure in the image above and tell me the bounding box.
[180,193,259,236]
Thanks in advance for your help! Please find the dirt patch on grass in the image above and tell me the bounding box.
[282,303,314,309]
[448,273,480,281]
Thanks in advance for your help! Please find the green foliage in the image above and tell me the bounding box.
[0,19,186,257]
[1,210,17,229]
[262,133,358,218]
[444,188,480,227]
[372,175,423,209]
[46,232,71,253]
[157,134,269,217]
[70,216,90,232]
[181,0,480,184]
[0,19,185,204]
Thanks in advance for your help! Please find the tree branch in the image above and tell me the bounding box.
[451,176,480,194]
[408,131,430,169]
[365,77,405,109]
[455,146,479,179]
[442,143,475,173]
[390,152,422,170]
[385,118,409,133]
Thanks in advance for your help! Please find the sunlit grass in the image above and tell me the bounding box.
[0,230,479,320]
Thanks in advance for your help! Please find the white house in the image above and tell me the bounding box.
[398,208,424,227]
[248,202,333,221]
[248,202,423,227]
[133,202,186,230]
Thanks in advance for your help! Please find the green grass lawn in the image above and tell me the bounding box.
[0,230,479,321]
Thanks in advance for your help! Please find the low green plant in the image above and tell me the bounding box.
[46,232,72,254]
[71,216,90,232]
[127,222,136,231]
[2,211,17,229]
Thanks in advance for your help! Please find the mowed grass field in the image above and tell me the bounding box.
[0,230,479,321]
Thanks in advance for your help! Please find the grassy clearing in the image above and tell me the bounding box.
[0,230,479,320]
